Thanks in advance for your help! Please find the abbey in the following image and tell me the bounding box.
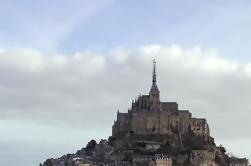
[112,60,210,137]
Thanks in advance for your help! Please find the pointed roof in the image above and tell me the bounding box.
[149,59,159,95]
[150,83,159,94]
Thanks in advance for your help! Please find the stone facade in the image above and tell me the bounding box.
[229,158,249,166]
[189,150,217,166]
[132,154,172,166]
[155,154,172,166]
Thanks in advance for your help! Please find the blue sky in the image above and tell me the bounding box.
[1,1,251,166]
[1,0,251,59]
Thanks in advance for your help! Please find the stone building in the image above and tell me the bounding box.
[154,154,172,166]
[132,154,172,166]
[51,159,65,166]
[229,158,249,166]
[112,60,210,138]
[189,150,217,166]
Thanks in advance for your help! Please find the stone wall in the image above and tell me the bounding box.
[159,111,171,134]
[112,95,210,137]
[191,118,210,136]
[145,111,160,134]
[178,111,191,134]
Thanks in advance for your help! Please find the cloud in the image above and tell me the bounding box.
[110,47,130,63]
[1,45,251,133]
[1,45,251,164]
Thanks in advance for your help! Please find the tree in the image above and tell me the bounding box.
[86,139,97,156]
[219,144,226,154]
[86,139,97,149]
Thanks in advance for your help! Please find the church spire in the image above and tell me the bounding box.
[149,59,160,111]
[149,59,159,95]
[152,59,157,85]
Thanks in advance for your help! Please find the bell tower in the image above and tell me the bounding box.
[149,59,160,111]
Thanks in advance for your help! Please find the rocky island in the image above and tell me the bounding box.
[41,60,249,166]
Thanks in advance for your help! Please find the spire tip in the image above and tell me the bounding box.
[152,59,157,84]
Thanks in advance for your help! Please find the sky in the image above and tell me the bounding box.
[0,0,251,165]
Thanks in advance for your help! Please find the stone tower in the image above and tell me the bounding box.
[149,59,161,111]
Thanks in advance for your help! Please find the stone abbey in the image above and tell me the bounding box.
[112,60,210,138]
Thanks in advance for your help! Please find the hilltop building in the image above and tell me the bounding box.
[112,60,210,138]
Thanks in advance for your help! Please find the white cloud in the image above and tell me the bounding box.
[110,48,130,63]
[244,63,251,76]
[0,45,251,165]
